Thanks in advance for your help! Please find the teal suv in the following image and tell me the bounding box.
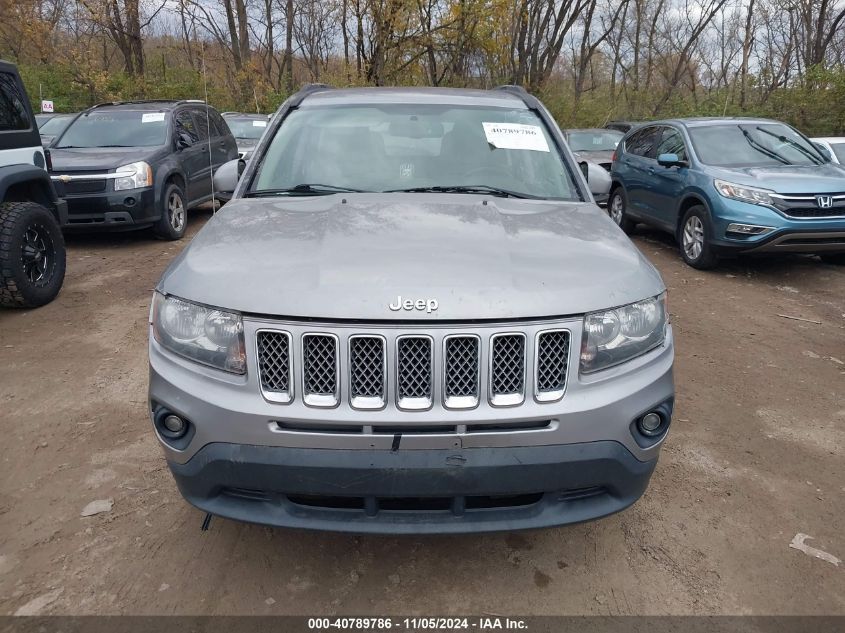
[608,117,845,268]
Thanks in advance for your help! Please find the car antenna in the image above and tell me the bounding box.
[200,39,217,214]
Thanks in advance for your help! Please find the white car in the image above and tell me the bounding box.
[812,137,845,164]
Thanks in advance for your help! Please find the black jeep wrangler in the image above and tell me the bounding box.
[0,60,67,307]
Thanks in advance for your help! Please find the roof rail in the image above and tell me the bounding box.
[288,83,333,107]
[87,99,208,110]
[493,84,540,110]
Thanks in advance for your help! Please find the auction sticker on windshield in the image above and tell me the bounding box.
[142,112,166,123]
[482,122,549,152]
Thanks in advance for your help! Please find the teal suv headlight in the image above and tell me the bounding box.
[151,292,246,374]
[580,293,667,374]
[714,179,775,206]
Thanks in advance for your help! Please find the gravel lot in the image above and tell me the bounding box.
[1,209,843,615]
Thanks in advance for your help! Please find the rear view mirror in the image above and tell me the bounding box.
[213,158,246,196]
[657,152,688,168]
[579,160,612,197]
[177,133,194,150]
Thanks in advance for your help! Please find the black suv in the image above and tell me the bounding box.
[0,59,67,307]
[50,100,237,239]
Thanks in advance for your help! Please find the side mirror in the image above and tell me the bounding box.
[177,133,194,150]
[657,152,688,168]
[813,142,832,162]
[579,160,612,198]
[213,158,246,195]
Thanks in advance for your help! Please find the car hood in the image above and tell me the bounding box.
[236,138,258,152]
[50,146,164,172]
[158,194,665,320]
[711,163,845,193]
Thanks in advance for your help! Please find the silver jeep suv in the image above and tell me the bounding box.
[148,86,674,534]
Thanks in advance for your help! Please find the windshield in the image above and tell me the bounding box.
[688,123,825,167]
[39,114,74,135]
[566,130,623,152]
[252,104,580,199]
[226,117,268,139]
[56,110,168,148]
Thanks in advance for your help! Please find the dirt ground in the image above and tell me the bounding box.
[0,209,843,616]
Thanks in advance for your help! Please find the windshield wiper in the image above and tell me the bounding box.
[738,127,791,165]
[385,184,539,199]
[245,183,369,197]
[754,126,823,165]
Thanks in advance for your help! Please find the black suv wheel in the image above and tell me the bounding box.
[154,182,188,240]
[679,205,718,269]
[0,201,67,307]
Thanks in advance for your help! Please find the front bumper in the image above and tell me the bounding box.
[710,198,845,254]
[56,185,158,229]
[168,441,657,534]
[149,317,674,532]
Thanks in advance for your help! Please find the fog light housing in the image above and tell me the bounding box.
[637,411,665,437]
[726,223,775,236]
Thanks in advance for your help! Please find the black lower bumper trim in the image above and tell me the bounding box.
[167,441,657,534]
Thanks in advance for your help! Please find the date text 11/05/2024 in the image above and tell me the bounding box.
[307,617,528,630]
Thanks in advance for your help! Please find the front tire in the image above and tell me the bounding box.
[0,201,66,308]
[679,206,718,269]
[154,182,188,241]
[607,188,636,234]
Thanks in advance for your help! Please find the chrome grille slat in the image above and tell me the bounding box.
[302,334,339,407]
[349,335,386,410]
[256,330,292,404]
[490,333,526,407]
[444,335,479,409]
[396,336,433,410]
[535,330,570,402]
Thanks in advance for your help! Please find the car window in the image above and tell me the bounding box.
[56,109,168,148]
[253,104,581,200]
[175,110,199,143]
[210,111,228,138]
[191,108,210,141]
[39,115,74,135]
[0,72,31,132]
[566,130,623,152]
[656,127,687,161]
[688,123,825,167]
[829,142,845,163]
[625,126,661,159]
[225,117,268,140]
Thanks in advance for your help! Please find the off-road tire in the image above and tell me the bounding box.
[0,201,66,308]
[607,187,636,234]
[153,182,188,241]
[679,205,719,270]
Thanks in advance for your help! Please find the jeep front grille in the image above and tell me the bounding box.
[444,335,480,409]
[302,334,339,407]
[256,330,292,403]
[535,330,570,402]
[396,336,433,410]
[349,335,386,410]
[490,333,526,406]
[254,325,574,411]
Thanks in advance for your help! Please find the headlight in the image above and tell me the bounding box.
[151,292,246,374]
[580,293,667,374]
[114,161,153,191]
[714,179,774,206]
